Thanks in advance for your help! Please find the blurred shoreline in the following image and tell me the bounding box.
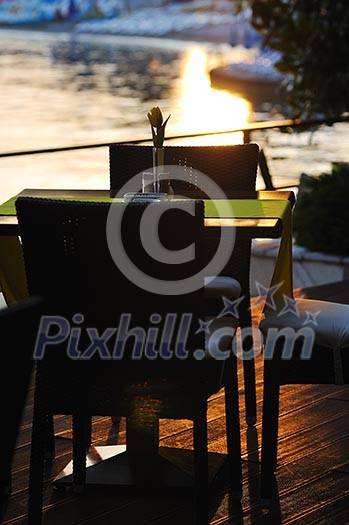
[0,24,236,57]
[0,18,232,45]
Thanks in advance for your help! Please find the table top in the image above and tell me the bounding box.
[0,189,295,237]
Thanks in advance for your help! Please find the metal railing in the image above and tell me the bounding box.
[1,115,349,190]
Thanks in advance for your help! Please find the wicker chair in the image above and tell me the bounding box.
[109,143,260,424]
[16,197,242,525]
[0,296,43,522]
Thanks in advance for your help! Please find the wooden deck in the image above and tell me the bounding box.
[4,281,349,524]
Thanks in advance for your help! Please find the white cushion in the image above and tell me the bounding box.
[204,276,241,300]
[260,298,349,384]
[260,299,349,350]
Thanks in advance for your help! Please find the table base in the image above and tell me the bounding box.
[53,445,227,490]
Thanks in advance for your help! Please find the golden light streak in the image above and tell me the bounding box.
[173,47,252,145]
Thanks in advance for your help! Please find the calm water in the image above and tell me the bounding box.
[1,29,349,202]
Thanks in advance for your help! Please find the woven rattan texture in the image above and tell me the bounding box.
[109,144,259,197]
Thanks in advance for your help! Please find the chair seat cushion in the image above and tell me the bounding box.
[204,276,241,299]
[260,298,349,350]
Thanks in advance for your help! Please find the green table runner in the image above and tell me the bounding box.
[0,195,289,219]
[0,195,116,215]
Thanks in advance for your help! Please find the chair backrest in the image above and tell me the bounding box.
[16,198,204,319]
[109,143,259,197]
[109,144,259,314]
[15,198,216,407]
[0,297,43,512]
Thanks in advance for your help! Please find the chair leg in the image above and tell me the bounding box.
[225,356,242,498]
[193,401,209,525]
[28,406,46,525]
[0,489,7,524]
[85,416,92,452]
[0,450,12,496]
[240,307,257,426]
[44,414,92,455]
[72,414,87,493]
[243,358,257,425]
[44,414,55,460]
[0,456,12,522]
[260,362,280,506]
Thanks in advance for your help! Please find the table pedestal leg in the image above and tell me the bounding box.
[53,416,217,489]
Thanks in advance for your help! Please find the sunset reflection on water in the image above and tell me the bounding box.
[173,47,251,145]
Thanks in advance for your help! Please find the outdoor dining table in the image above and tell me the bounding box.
[0,188,295,488]
[0,187,295,300]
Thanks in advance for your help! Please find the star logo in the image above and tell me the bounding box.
[303,310,320,326]
[277,295,301,317]
[252,281,284,310]
[196,318,213,335]
[217,296,244,319]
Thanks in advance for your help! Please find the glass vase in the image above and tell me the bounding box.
[158,173,174,199]
[152,146,165,193]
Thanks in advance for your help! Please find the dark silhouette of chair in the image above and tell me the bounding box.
[109,143,259,198]
[259,297,349,505]
[109,143,260,424]
[0,296,43,523]
[16,197,242,525]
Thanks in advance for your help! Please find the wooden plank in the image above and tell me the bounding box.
[7,380,347,522]
[209,432,349,524]
[284,493,349,525]
[43,493,183,525]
